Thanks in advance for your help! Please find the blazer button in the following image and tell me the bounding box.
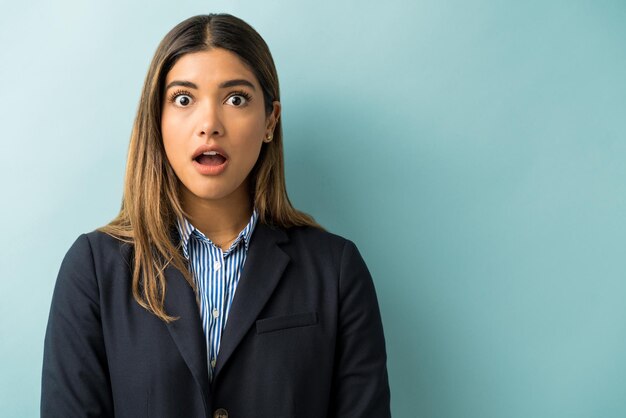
[214,408,228,418]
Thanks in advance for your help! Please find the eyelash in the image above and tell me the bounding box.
[167,89,192,103]
[229,90,253,103]
[167,89,253,105]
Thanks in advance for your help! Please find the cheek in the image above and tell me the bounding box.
[240,127,265,162]
[161,111,178,145]
[161,132,176,165]
[161,136,186,181]
[231,115,266,158]
[161,112,186,165]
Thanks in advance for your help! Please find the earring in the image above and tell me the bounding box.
[264,134,273,143]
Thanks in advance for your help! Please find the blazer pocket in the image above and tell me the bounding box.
[256,312,319,334]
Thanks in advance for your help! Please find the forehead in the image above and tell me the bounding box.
[165,48,260,87]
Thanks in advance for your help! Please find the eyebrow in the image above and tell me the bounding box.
[220,79,256,90]
[165,79,256,91]
[165,80,197,90]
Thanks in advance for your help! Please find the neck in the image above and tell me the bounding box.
[181,187,253,249]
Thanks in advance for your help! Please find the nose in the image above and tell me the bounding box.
[197,101,224,138]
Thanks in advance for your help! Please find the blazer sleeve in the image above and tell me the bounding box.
[41,234,114,417]
[330,240,392,417]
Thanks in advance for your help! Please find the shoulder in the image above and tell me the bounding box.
[273,225,358,256]
[59,230,133,283]
[284,225,350,249]
[268,225,365,270]
[65,229,131,259]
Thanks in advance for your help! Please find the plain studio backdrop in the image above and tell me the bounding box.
[1,1,625,417]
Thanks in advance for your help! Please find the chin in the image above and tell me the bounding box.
[184,181,249,203]
[190,188,234,202]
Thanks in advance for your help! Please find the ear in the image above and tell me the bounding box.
[265,101,281,134]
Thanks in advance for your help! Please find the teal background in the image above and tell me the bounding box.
[1,0,625,417]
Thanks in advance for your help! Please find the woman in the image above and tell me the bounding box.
[42,13,390,418]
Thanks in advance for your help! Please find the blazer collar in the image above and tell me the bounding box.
[163,262,211,412]
[212,223,290,383]
[163,222,290,394]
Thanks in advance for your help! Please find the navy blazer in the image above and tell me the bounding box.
[41,224,391,417]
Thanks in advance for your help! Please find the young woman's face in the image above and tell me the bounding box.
[161,48,280,206]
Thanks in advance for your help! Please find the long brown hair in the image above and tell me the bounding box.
[100,14,319,322]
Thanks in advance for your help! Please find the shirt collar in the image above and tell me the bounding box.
[176,209,259,258]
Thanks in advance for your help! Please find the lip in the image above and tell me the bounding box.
[192,144,229,160]
[191,144,229,176]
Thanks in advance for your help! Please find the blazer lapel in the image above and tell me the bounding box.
[212,223,290,382]
[163,264,211,406]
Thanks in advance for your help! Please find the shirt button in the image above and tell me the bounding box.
[211,358,216,368]
[212,308,219,318]
[214,408,228,418]
[214,262,221,270]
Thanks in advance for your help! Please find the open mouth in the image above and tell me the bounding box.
[195,151,227,166]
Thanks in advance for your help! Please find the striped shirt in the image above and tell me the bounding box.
[176,210,258,382]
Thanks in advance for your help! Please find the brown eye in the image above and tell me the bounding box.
[174,94,192,107]
[226,93,250,107]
